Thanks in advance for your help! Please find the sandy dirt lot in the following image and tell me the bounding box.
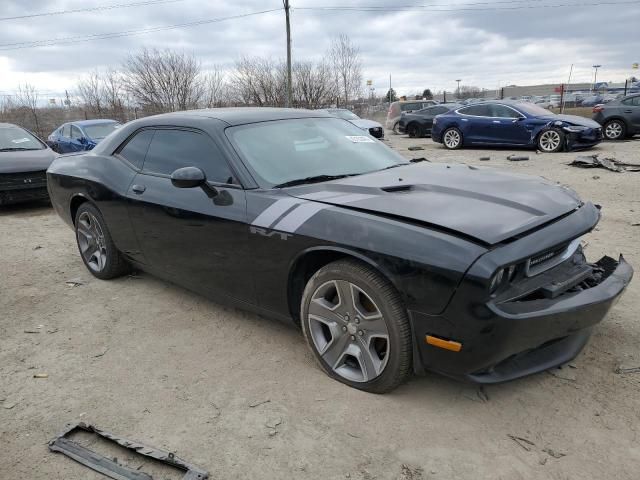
[1,134,639,480]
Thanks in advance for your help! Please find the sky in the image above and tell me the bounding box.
[0,0,639,100]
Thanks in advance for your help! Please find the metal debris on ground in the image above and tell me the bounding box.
[24,329,40,334]
[507,155,529,161]
[542,447,567,459]
[33,373,49,378]
[65,277,85,287]
[615,365,640,374]
[407,146,424,151]
[568,155,640,172]
[547,364,577,381]
[507,434,535,452]
[409,157,429,163]
[479,156,490,161]
[248,399,270,408]
[48,422,209,480]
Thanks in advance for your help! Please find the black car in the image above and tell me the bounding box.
[47,108,633,393]
[398,104,460,137]
[1,123,57,205]
[592,94,640,140]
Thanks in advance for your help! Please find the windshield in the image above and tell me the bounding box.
[330,109,360,120]
[227,118,407,188]
[0,125,45,151]
[515,103,555,117]
[83,122,120,139]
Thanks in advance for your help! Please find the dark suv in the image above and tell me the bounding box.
[592,94,640,140]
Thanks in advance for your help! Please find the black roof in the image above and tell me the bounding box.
[157,107,333,126]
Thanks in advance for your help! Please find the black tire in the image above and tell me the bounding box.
[603,119,626,140]
[537,128,565,153]
[407,123,419,138]
[442,127,463,149]
[74,202,130,280]
[301,259,412,394]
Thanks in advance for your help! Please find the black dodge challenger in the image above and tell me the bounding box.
[47,108,633,393]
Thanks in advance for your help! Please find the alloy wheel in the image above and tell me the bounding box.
[444,129,461,148]
[539,130,561,152]
[605,121,623,140]
[76,211,108,272]
[307,280,390,383]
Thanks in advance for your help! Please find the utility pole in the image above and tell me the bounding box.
[592,64,601,92]
[455,79,461,98]
[284,0,292,108]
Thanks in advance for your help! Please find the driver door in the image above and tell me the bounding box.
[124,127,253,304]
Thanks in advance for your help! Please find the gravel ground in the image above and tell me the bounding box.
[1,134,639,480]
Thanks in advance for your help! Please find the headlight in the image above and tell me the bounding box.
[489,268,504,293]
[563,125,589,132]
[489,265,517,294]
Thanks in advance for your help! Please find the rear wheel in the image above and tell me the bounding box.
[537,128,564,153]
[74,203,130,280]
[301,259,412,393]
[442,127,463,149]
[407,123,419,138]
[603,119,626,140]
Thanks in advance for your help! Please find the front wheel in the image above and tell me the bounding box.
[442,127,463,149]
[537,128,564,152]
[74,202,131,280]
[407,124,419,138]
[603,120,626,140]
[301,259,412,393]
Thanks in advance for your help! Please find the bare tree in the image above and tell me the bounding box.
[231,56,287,107]
[293,58,335,108]
[14,83,42,137]
[329,34,363,106]
[122,48,204,113]
[202,66,228,108]
[77,70,105,114]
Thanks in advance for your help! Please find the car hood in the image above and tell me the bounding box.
[349,119,383,130]
[0,148,57,174]
[538,114,601,129]
[285,163,581,245]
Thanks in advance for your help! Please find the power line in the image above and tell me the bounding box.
[295,0,640,12]
[0,9,283,51]
[0,0,185,22]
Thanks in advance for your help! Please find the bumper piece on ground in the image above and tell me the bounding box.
[49,422,209,480]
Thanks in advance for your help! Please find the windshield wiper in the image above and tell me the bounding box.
[274,174,356,189]
[0,147,39,152]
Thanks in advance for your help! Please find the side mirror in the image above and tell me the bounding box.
[171,166,206,188]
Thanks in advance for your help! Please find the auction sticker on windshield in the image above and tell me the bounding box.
[345,135,375,143]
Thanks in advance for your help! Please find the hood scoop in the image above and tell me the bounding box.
[381,184,414,193]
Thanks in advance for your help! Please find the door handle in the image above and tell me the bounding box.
[492,120,501,123]
[623,110,633,113]
[131,184,146,194]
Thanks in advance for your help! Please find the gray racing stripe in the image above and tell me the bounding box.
[272,202,329,233]
[295,191,346,201]
[252,198,302,228]
[327,193,376,204]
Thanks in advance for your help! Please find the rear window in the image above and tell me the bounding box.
[622,96,640,106]
[84,122,120,140]
[400,103,422,112]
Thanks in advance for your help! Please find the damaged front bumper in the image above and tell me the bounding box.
[565,127,603,151]
[413,253,632,383]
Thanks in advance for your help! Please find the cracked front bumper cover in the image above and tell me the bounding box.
[412,255,633,383]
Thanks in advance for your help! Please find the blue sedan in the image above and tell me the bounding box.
[431,101,603,152]
[47,119,120,154]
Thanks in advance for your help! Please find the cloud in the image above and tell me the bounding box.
[0,0,638,97]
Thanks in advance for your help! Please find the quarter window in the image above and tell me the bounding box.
[458,105,492,116]
[142,129,234,184]
[62,125,71,137]
[118,129,154,169]
[490,105,522,118]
